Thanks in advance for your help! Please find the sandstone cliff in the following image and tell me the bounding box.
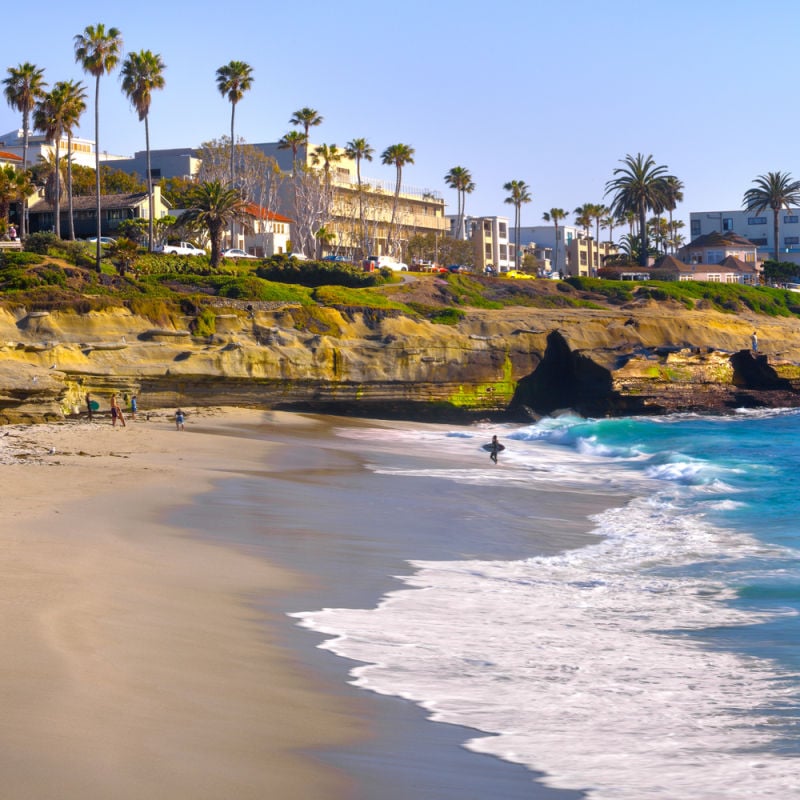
[2,293,800,424]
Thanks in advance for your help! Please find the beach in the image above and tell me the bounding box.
[0,408,617,799]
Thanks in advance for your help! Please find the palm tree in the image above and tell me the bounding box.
[277,130,307,169]
[215,60,254,188]
[503,180,532,269]
[345,137,374,257]
[311,143,343,191]
[34,82,74,238]
[60,80,87,241]
[605,153,671,267]
[3,62,47,237]
[181,181,254,268]
[290,107,323,142]
[444,166,475,240]
[74,22,123,269]
[0,164,32,232]
[659,176,684,252]
[381,143,415,256]
[590,203,609,245]
[121,49,166,252]
[542,207,568,274]
[742,171,800,263]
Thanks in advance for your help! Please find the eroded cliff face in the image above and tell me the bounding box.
[1,300,799,423]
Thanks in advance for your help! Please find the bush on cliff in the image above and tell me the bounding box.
[256,258,385,288]
[312,284,409,310]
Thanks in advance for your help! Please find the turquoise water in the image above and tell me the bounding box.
[296,410,800,798]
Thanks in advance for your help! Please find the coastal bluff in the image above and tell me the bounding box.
[2,300,800,424]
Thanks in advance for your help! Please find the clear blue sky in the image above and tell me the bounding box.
[2,0,798,232]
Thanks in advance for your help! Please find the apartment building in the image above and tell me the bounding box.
[0,128,124,169]
[510,225,580,275]
[689,209,799,264]
[448,215,515,271]
[566,235,618,277]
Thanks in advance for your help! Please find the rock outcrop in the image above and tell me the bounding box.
[1,299,800,424]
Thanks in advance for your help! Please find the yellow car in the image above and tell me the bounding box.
[503,269,535,279]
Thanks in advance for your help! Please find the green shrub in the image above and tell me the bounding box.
[192,307,217,337]
[256,259,381,288]
[0,250,44,267]
[313,285,409,309]
[126,296,179,327]
[24,232,59,254]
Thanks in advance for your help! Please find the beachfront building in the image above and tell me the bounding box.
[653,254,759,284]
[241,204,292,257]
[689,209,800,265]
[510,225,581,275]
[447,215,515,272]
[566,235,618,277]
[28,187,171,238]
[0,128,125,170]
[111,147,201,182]
[677,231,760,283]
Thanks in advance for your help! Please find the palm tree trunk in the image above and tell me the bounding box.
[773,207,780,263]
[21,110,29,239]
[357,157,367,258]
[67,134,75,240]
[639,200,648,267]
[145,113,154,252]
[229,102,236,248]
[554,222,559,274]
[388,165,401,255]
[94,74,101,271]
[515,204,520,270]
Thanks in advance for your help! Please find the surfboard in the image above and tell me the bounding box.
[482,442,505,452]
[89,400,100,411]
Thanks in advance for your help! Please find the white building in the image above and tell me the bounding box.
[447,215,515,272]
[0,128,125,169]
[690,209,800,264]
[512,225,581,275]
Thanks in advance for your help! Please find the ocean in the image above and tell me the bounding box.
[290,410,800,799]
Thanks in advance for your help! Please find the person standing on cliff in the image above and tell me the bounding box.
[751,331,758,353]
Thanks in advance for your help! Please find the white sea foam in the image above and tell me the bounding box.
[293,492,800,799]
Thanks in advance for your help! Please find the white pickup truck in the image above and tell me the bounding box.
[156,241,206,256]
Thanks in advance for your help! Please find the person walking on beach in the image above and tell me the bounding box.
[175,408,185,431]
[85,392,93,421]
[751,331,758,353]
[489,434,501,464]
[130,395,138,420]
[110,395,126,427]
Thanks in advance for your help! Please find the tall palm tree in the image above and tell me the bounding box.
[590,203,609,245]
[573,203,593,237]
[74,22,123,269]
[3,62,47,237]
[503,180,532,269]
[0,164,32,232]
[277,130,307,169]
[542,207,567,274]
[444,166,475,240]
[60,80,87,240]
[33,82,74,238]
[290,107,323,142]
[345,137,374,257]
[215,60,254,188]
[181,181,254,268]
[742,171,800,263]
[659,175,684,252]
[121,49,166,252]
[381,143,415,256]
[605,153,671,267]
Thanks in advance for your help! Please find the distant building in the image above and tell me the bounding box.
[242,204,292,257]
[511,225,581,275]
[566,235,618,277]
[678,231,759,269]
[28,187,170,238]
[112,147,201,182]
[653,253,759,284]
[689,208,800,264]
[447,215,514,272]
[0,128,124,169]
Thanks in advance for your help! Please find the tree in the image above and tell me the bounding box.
[659,175,684,253]
[100,165,146,194]
[542,207,568,274]
[290,107,323,141]
[345,137,374,257]
[0,164,31,232]
[311,143,343,191]
[180,181,254,268]
[605,153,671,267]
[215,60,254,188]
[3,62,47,238]
[444,166,475,241]
[33,82,75,238]
[381,143,415,256]
[277,130,307,168]
[121,49,166,253]
[74,22,123,269]
[503,179,532,269]
[59,80,87,240]
[742,170,800,263]
[106,236,139,275]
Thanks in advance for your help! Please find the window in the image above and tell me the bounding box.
[785,215,799,224]
[485,243,492,259]
[691,220,701,237]
[723,217,733,231]
[499,223,507,237]
[580,251,587,264]
[748,217,767,225]
[749,238,767,246]
[499,244,507,259]
[149,168,161,179]
[706,250,724,263]
[786,236,800,245]
[483,221,491,234]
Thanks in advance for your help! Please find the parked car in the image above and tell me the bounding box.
[321,254,349,262]
[86,236,116,245]
[447,264,470,273]
[155,241,206,256]
[503,269,535,279]
[288,252,309,260]
[364,255,408,272]
[222,248,257,259]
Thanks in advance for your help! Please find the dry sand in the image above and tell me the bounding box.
[0,408,363,800]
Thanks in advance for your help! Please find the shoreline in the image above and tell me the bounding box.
[0,408,620,799]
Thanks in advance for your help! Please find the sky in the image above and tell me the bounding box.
[2,0,799,234]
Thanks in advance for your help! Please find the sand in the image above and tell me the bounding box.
[0,408,362,800]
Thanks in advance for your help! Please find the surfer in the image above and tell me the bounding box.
[489,435,501,464]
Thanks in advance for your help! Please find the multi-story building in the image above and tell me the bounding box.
[0,128,124,169]
[510,225,581,275]
[447,215,515,272]
[111,147,201,182]
[566,235,618,277]
[690,209,800,264]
